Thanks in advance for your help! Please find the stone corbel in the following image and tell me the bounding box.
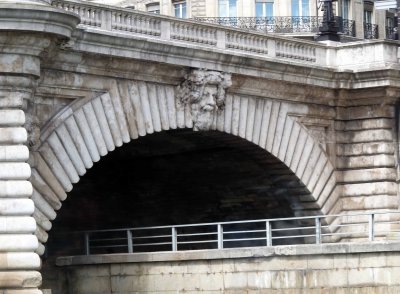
[176,69,232,131]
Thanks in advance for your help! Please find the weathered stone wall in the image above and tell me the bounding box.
[334,89,399,239]
[44,242,400,294]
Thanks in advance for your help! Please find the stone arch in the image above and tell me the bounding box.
[30,80,337,255]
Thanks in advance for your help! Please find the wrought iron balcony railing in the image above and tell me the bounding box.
[364,22,379,39]
[385,25,397,40]
[193,16,356,37]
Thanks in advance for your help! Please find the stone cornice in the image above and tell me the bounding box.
[56,28,400,91]
[0,4,79,39]
[56,241,400,266]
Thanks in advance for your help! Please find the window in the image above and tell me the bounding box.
[363,0,374,24]
[174,1,187,18]
[256,0,273,17]
[292,0,309,17]
[219,0,237,17]
[364,10,372,23]
[147,2,160,14]
[340,0,350,20]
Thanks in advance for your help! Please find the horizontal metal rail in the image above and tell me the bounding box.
[61,211,400,255]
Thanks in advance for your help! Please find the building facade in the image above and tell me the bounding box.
[90,0,396,40]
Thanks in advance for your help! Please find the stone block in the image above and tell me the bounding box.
[341,195,398,211]
[338,118,393,131]
[339,142,394,156]
[223,272,248,289]
[347,268,375,287]
[336,129,393,144]
[0,163,31,180]
[385,252,400,267]
[342,182,397,197]
[110,275,133,293]
[307,255,334,269]
[0,110,25,126]
[0,271,41,288]
[332,255,349,269]
[271,270,304,289]
[0,127,27,144]
[306,268,348,288]
[337,154,395,169]
[144,262,187,275]
[0,216,36,233]
[149,273,185,291]
[257,256,307,271]
[0,181,32,198]
[247,271,272,289]
[110,263,143,276]
[0,235,38,251]
[0,252,41,270]
[69,276,111,294]
[0,199,34,215]
[187,260,216,274]
[198,272,224,290]
[0,145,29,162]
[372,267,397,286]
[72,265,110,278]
[222,260,235,273]
[339,168,396,183]
[358,253,387,268]
[0,290,43,294]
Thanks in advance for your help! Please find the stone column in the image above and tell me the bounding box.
[0,2,79,293]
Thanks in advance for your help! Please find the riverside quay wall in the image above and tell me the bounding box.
[45,243,400,293]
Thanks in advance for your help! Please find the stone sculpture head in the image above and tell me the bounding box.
[177,69,232,131]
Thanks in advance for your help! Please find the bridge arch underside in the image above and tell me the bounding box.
[31,79,338,258]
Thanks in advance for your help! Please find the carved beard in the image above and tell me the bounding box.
[192,103,216,131]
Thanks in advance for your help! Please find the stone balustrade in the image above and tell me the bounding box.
[51,0,400,71]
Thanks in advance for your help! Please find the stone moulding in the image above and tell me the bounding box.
[0,4,80,39]
[176,69,232,131]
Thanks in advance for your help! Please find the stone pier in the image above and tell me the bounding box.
[0,1,78,292]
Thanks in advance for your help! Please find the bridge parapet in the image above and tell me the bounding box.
[52,0,400,72]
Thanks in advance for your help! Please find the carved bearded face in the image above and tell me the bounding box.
[193,84,218,131]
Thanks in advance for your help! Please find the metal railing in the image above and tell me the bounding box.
[337,17,356,37]
[63,211,400,256]
[386,25,397,40]
[364,22,379,39]
[193,16,356,37]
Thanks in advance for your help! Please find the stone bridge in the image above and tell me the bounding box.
[1,0,400,293]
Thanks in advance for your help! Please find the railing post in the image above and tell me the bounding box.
[84,233,90,255]
[161,20,171,40]
[216,30,226,49]
[369,213,375,241]
[267,39,276,58]
[217,224,223,249]
[315,217,321,245]
[101,10,112,31]
[172,227,177,251]
[127,230,133,253]
[266,221,272,246]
